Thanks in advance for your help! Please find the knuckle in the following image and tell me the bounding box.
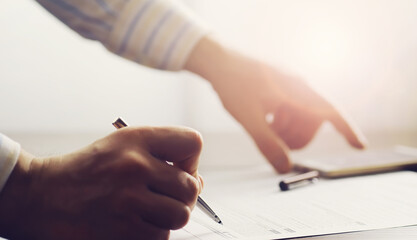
[119,151,150,175]
[122,150,142,163]
[89,138,112,160]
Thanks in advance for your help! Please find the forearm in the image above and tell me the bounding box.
[35,0,208,71]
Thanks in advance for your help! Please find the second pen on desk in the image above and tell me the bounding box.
[279,170,319,191]
[112,118,223,225]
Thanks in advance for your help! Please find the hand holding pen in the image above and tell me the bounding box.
[113,118,222,225]
[0,121,212,239]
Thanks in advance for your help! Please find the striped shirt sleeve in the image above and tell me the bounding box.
[35,0,208,71]
[0,134,21,192]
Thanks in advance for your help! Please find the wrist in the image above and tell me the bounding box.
[0,150,37,238]
[184,36,232,86]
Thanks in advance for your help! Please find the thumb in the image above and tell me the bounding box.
[245,114,292,173]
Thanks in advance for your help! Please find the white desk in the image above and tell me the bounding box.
[195,164,417,240]
[199,130,417,239]
[294,226,417,240]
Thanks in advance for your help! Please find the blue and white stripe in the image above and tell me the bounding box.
[35,0,207,70]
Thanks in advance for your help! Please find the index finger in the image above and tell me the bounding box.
[329,110,368,149]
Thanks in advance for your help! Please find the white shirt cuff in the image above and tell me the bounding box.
[0,134,21,192]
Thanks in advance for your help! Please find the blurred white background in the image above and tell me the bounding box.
[1,0,416,140]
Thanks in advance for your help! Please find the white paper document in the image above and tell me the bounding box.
[171,170,417,240]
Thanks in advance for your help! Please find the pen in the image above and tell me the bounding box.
[279,170,319,191]
[112,118,223,225]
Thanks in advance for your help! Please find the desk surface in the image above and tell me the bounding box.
[196,165,417,240]
[195,131,417,240]
[295,225,417,240]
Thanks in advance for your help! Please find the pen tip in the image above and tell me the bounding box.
[214,216,223,225]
